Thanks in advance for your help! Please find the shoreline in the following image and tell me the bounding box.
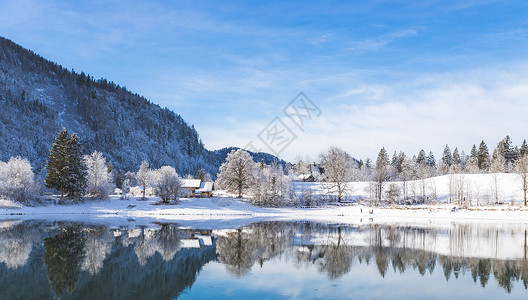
[2,196,528,227]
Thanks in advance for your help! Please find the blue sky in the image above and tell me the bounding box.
[2,0,528,161]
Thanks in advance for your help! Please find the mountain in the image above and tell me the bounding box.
[0,37,284,178]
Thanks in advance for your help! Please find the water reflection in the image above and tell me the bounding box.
[0,220,527,299]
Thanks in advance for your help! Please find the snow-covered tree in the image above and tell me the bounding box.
[515,155,528,206]
[452,147,462,167]
[136,160,153,200]
[385,183,401,204]
[153,166,182,203]
[84,151,114,198]
[0,156,37,202]
[217,149,256,198]
[490,148,505,204]
[122,171,136,196]
[251,161,296,207]
[467,144,479,173]
[319,146,357,202]
[426,151,436,170]
[441,145,452,174]
[293,156,309,178]
[520,140,528,158]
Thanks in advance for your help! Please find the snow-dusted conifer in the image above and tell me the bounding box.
[477,140,490,172]
[45,128,70,197]
[373,147,390,203]
[64,133,87,198]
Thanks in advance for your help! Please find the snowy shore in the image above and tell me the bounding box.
[2,195,528,228]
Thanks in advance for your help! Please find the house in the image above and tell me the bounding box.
[305,162,324,182]
[181,179,202,197]
[194,181,214,198]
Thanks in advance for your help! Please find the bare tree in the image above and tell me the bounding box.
[319,146,357,202]
[515,155,528,206]
[490,152,505,204]
[136,160,153,200]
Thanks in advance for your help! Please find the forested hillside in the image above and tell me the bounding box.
[0,37,282,178]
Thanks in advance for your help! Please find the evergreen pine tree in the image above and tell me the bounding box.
[116,169,123,189]
[416,150,426,165]
[45,128,70,198]
[452,147,461,165]
[64,133,87,198]
[442,145,452,167]
[469,144,478,163]
[477,140,490,171]
[521,140,528,158]
[426,151,436,168]
[45,129,87,199]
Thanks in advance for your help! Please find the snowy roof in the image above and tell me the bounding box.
[181,239,201,248]
[181,179,202,188]
[196,235,213,246]
[310,164,320,173]
[196,181,214,193]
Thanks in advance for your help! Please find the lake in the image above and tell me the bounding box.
[0,219,527,299]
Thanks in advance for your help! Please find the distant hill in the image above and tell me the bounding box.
[0,37,284,178]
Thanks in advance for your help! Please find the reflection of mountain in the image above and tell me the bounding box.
[0,222,217,300]
[67,241,216,300]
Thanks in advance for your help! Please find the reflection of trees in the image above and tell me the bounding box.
[0,222,40,269]
[216,222,296,277]
[80,227,113,276]
[134,224,183,265]
[216,229,258,276]
[44,226,85,298]
[4,220,528,297]
[318,227,353,279]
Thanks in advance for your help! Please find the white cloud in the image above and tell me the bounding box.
[202,62,528,162]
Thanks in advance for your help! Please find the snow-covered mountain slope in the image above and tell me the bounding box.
[0,37,283,177]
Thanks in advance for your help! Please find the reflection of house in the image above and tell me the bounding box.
[195,182,214,198]
[179,229,215,248]
[181,179,215,198]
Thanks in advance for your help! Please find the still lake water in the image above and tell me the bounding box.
[1,220,528,299]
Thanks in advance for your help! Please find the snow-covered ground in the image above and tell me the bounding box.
[1,173,528,228]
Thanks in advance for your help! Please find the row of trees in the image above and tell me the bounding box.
[291,136,528,206]
[0,128,191,204]
[216,149,296,207]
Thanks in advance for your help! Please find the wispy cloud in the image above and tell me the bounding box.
[346,29,418,52]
